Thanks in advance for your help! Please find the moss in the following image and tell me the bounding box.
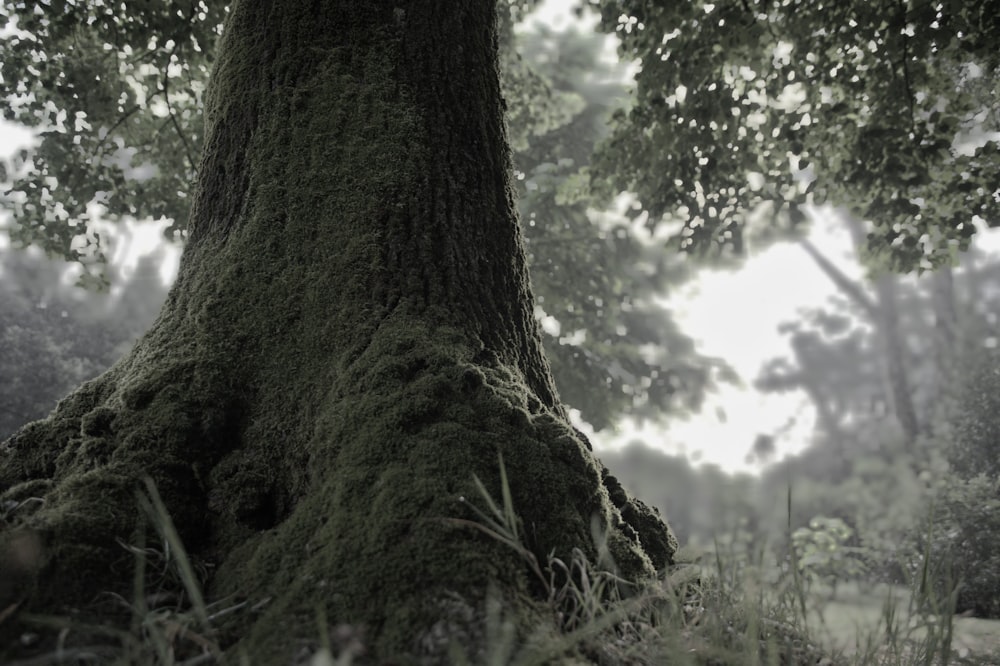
[0,327,245,626]
[198,316,672,661]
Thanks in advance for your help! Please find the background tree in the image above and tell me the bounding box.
[0,249,116,438]
[599,441,757,547]
[0,231,168,441]
[751,232,1000,615]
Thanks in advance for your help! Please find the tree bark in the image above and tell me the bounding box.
[0,1,676,661]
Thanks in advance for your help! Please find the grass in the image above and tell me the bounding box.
[3,466,1000,665]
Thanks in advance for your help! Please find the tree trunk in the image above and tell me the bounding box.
[843,214,920,447]
[0,1,676,661]
[929,266,958,395]
[871,272,921,444]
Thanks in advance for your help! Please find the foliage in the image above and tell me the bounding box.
[591,0,1000,271]
[0,0,226,287]
[504,24,732,429]
[946,339,1000,479]
[904,472,1000,619]
[903,338,1000,619]
[0,242,165,440]
[0,249,111,439]
[791,516,868,599]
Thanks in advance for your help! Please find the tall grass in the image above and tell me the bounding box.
[3,468,998,665]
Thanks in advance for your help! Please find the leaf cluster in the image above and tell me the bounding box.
[590,0,1000,271]
[1,0,225,285]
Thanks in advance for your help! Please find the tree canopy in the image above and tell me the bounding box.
[591,0,999,271]
[4,0,999,267]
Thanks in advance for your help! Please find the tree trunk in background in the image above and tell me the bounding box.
[871,273,920,444]
[928,266,959,408]
[931,267,958,354]
[843,215,920,447]
[0,1,675,661]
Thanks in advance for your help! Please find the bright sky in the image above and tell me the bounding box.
[579,218,856,473]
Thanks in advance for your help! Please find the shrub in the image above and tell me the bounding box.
[907,472,1000,618]
[791,516,869,600]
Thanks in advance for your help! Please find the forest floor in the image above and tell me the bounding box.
[802,581,1000,663]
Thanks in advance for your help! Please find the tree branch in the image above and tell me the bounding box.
[797,237,879,319]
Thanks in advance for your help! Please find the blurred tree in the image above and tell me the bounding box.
[755,213,924,451]
[600,441,757,546]
[0,229,170,440]
[923,473,1000,617]
[0,249,121,439]
[753,239,1000,599]
[756,237,1000,459]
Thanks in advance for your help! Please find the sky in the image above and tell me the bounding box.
[3,1,997,475]
[581,215,852,471]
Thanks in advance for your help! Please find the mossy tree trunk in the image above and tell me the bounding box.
[0,0,675,661]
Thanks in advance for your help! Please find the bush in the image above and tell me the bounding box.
[791,516,869,600]
[907,472,1000,618]
[948,347,1000,480]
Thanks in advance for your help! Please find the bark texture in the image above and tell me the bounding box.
[0,0,676,662]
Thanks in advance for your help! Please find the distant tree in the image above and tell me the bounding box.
[757,213,926,451]
[756,239,1000,460]
[600,441,757,546]
[0,234,169,440]
[0,249,121,439]
[753,241,1000,602]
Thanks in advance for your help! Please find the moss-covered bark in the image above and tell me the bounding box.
[0,1,676,661]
